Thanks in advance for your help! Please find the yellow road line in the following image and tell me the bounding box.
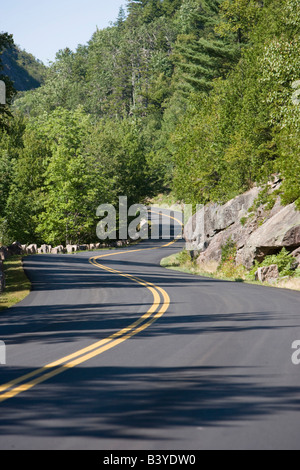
[0,288,169,403]
[0,271,163,402]
[0,208,183,403]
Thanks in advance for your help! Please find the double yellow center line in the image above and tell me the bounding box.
[0,210,182,403]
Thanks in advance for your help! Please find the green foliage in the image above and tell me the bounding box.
[216,0,265,43]
[2,0,300,246]
[33,108,101,245]
[1,45,46,91]
[220,237,237,265]
[214,236,246,280]
[248,248,298,280]
[171,0,300,208]
[248,185,280,215]
[172,0,240,96]
[177,249,192,264]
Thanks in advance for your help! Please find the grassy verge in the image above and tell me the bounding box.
[160,251,243,281]
[0,256,31,312]
[161,250,300,291]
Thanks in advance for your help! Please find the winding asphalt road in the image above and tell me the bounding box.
[0,209,300,450]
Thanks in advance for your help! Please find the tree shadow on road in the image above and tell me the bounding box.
[1,363,300,448]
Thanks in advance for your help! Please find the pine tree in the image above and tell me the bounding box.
[127,0,183,22]
[162,0,184,17]
[175,36,239,94]
[116,6,127,28]
[173,0,239,95]
[126,0,162,24]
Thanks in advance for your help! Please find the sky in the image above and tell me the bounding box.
[1,0,126,64]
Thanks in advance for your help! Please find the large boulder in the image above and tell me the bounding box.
[291,247,300,264]
[255,264,279,283]
[238,202,300,268]
[184,187,260,252]
[206,188,261,239]
[184,186,300,269]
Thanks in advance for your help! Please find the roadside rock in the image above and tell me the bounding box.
[184,187,260,252]
[238,202,300,268]
[39,244,52,254]
[26,244,38,255]
[255,264,279,283]
[205,187,260,239]
[51,246,65,254]
[282,225,300,247]
[291,247,300,263]
[66,245,79,254]
[184,186,300,269]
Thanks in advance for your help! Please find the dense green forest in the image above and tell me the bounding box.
[0,0,299,246]
[1,44,46,91]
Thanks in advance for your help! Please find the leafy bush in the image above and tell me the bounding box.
[220,237,237,265]
[177,249,193,265]
[248,248,298,279]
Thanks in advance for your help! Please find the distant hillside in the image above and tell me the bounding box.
[1,45,46,92]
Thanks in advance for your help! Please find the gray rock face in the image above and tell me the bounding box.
[184,188,260,252]
[291,247,300,263]
[184,187,300,269]
[239,203,300,268]
[206,188,261,238]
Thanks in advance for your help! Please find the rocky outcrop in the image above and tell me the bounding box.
[184,187,260,252]
[237,203,300,268]
[184,184,300,269]
[255,265,279,283]
[291,247,300,264]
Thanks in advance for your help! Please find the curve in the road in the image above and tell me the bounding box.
[0,210,182,404]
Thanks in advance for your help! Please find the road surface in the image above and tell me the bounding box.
[0,209,300,450]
